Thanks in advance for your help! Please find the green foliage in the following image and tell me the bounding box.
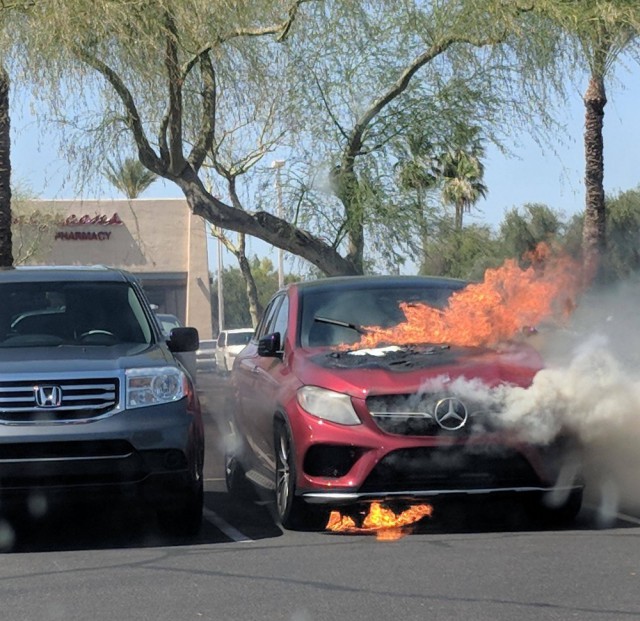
[535,0,640,75]
[5,0,640,279]
[102,157,158,199]
[562,213,584,259]
[16,0,577,275]
[603,186,640,279]
[11,191,65,265]
[499,203,565,259]
[420,218,502,280]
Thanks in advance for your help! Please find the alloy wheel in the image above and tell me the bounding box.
[275,424,293,520]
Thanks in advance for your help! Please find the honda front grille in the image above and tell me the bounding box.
[0,378,119,422]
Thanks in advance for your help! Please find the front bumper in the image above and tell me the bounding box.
[0,399,202,499]
[302,485,583,506]
[287,402,582,506]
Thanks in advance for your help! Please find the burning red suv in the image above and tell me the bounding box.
[226,275,583,530]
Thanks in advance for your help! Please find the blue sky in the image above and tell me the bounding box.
[10,66,640,274]
[473,72,640,230]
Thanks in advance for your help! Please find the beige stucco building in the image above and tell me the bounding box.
[15,198,213,340]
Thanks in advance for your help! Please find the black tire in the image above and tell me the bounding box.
[157,453,204,538]
[274,420,329,531]
[224,452,254,499]
[527,488,583,526]
[157,480,203,538]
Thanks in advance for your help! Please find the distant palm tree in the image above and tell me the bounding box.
[439,147,488,230]
[103,157,158,199]
[396,125,488,231]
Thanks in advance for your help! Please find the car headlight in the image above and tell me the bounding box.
[126,366,187,408]
[297,386,361,426]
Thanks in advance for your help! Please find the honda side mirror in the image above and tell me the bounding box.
[168,327,199,352]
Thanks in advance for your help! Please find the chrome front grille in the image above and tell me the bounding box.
[367,393,499,436]
[0,378,119,423]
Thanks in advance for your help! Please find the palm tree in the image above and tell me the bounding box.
[439,145,488,230]
[540,1,640,282]
[103,157,158,199]
[580,19,638,283]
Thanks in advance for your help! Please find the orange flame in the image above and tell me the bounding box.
[355,243,584,349]
[326,502,433,540]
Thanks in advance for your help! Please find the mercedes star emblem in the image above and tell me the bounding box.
[433,397,468,430]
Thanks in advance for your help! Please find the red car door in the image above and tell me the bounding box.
[234,294,290,481]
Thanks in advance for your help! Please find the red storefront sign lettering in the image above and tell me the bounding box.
[51,212,123,241]
[61,213,124,227]
[54,231,113,241]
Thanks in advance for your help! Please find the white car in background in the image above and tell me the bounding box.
[215,328,254,372]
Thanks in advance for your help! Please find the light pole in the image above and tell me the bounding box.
[216,233,225,333]
[270,159,286,289]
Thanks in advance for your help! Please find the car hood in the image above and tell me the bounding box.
[296,342,543,397]
[0,343,175,375]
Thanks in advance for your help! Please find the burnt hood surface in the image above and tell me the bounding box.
[310,343,542,373]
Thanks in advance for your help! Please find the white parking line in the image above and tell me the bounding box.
[615,511,640,526]
[584,502,640,526]
[203,507,253,543]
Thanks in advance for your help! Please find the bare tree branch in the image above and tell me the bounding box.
[187,53,216,171]
[344,34,512,168]
[71,46,164,175]
[163,9,186,176]
[216,0,315,44]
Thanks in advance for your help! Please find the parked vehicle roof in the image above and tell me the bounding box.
[0,265,134,283]
[292,274,469,293]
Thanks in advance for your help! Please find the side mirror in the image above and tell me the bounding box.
[168,326,199,352]
[258,332,281,357]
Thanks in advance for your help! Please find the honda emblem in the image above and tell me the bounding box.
[34,385,63,408]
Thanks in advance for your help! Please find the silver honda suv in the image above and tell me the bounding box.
[0,266,204,536]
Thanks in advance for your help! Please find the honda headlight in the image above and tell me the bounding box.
[297,386,361,426]
[126,366,187,408]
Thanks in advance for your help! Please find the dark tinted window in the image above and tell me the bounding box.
[0,281,152,347]
[300,283,463,347]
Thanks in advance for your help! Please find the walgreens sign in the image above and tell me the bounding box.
[54,213,124,241]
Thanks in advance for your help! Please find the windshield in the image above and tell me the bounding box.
[300,283,464,348]
[0,281,153,347]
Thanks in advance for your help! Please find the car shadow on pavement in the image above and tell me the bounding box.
[6,492,635,553]
[0,490,280,554]
[214,487,640,542]
[320,495,640,539]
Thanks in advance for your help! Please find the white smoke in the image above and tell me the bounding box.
[498,336,640,446]
[418,336,640,446]
[414,279,640,520]
[471,278,640,520]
